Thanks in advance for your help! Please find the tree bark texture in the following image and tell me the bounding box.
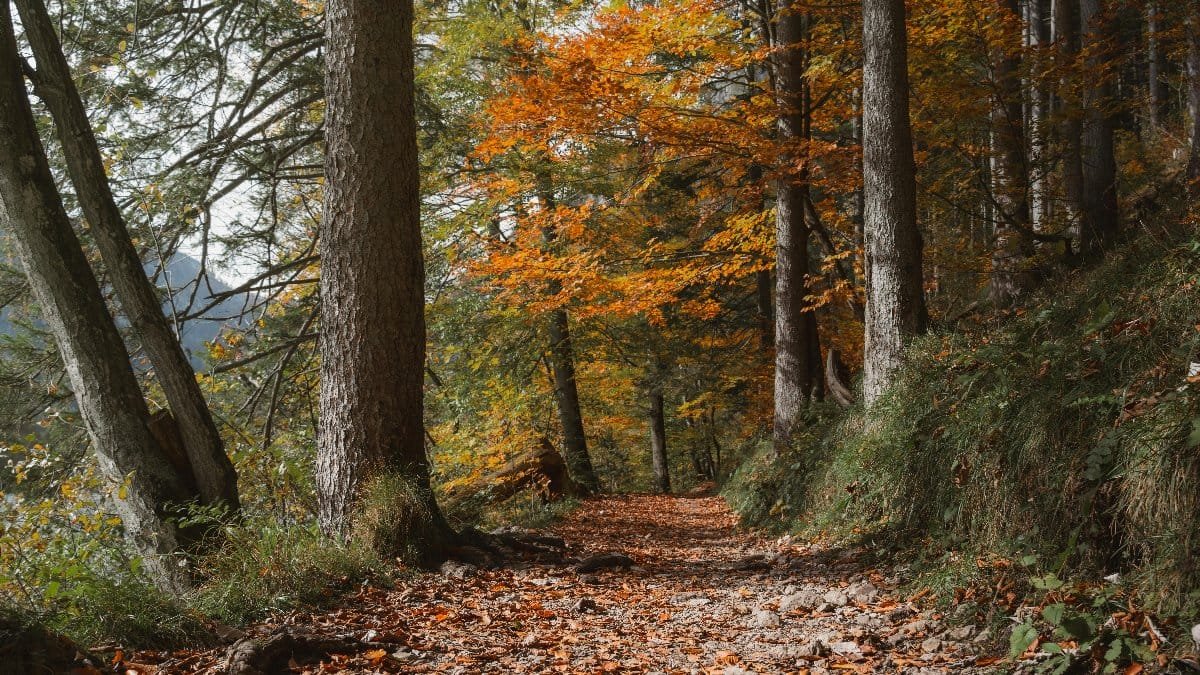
[772,0,822,453]
[317,0,451,555]
[861,0,927,406]
[0,2,194,594]
[1186,1,1200,182]
[15,0,239,514]
[1026,0,1051,231]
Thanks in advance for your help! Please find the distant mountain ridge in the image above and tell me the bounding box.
[0,250,251,369]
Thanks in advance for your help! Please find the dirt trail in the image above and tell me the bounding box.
[139,494,1000,673]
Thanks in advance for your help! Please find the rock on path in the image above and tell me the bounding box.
[134,494,1001,673]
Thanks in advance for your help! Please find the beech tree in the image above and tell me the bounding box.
[316,0,453,560]
[860,0,927,406]
[771,0,824,453]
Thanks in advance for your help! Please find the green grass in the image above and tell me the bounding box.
[725,215,1200,623]
[191,519,391,626]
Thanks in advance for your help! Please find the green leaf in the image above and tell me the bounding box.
[1059,615,1095,641]
[1042,603,1066,626]
[1009,621,1038,658]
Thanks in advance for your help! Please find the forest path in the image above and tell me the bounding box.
[143,494,999,673]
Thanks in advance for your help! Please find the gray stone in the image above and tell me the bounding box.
[822,589,850,606]
[751,609,781,628]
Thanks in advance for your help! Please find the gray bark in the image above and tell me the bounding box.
[0,2,194,594]
[536,174,601,494]
[1027,0,1051,231]
[15,0,239,514]
[649,388,670,494]
[1078,0,1119,251]
[772,0,822,453]
[861,0,927,406]
[316,0,452,559]
[1187,2,1200,182]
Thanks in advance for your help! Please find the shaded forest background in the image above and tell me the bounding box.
[0,0,1198,664]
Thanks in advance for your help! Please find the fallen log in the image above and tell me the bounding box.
[444,439,582,508]
[574,552,635,573]
[0,613,109,674]
[223,629,368,675]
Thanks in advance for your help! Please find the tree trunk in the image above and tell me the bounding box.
[536,174,601,494]
[1147,1,1166,132]
[755,269,774,350]
[772,0,822,453]
[1078,0,1119,252]
[1187,2,1200,183]
[990,0,1035,307]
[15,0,239,515]
[546,305,599,492]
[1027,0,1051,231]
[317,0,452,563]
[861,0,927,406]
[0,3,195,594]
[649,388,670,494]
[1057,0,1085,243]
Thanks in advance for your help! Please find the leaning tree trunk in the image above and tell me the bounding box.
[860,0,927,407]
[772,0,822,454]
[1078,0,1119,252]
[990,0,1035,307]
[317,0,453,564]
[648,387,670,494]
[0,3,195,594]
[15,0,239,514]
[536,173,601,493]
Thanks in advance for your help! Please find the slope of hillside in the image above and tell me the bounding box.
[726,204,1200,649]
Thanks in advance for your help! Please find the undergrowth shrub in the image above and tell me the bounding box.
[726,226,1200,621]
[0,445,206,647]
[193,518,388,625]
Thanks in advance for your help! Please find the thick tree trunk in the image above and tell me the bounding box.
[860,0,927,406]
[317,0,452,562]
[649,388,670,494]
[1057,0,1085,242]
[0,3,194,594]
[1187,2,1200,183]
[15,0,239,514]
[772,0,822,453]
[536,175,601,494]
[990,0,1035,307]
[1078,0,1119,252]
